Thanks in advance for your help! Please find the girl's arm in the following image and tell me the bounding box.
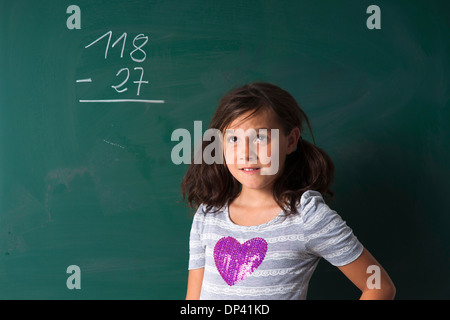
[185,268,204,300]
[337,248,396,300]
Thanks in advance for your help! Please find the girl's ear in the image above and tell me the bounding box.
[288,127,301,154]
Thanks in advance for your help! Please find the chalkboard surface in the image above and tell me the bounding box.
[1,0,449,299]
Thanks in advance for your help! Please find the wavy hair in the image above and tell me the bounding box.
[181,82,334,215]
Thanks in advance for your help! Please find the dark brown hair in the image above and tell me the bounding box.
[180,82,334,215]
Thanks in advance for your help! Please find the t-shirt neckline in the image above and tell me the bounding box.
[223,202,287,230]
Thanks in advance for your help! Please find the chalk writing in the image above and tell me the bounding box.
[77,31,164,104]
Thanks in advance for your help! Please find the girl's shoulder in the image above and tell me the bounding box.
[195,203,226,214]
[192,203,227,220]
[298,190,327,212]
[295,190,332,221]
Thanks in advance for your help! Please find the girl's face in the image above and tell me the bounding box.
[223,109,299,192]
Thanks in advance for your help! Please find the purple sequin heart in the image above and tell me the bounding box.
[214,236,268,286]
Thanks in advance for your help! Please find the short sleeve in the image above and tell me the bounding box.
[188,205,207,270]
[301,191,364,267]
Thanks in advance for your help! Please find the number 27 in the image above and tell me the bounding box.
[111,67,148,96]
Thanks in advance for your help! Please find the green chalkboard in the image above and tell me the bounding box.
[1,0,449,299]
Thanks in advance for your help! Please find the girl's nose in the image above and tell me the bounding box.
[239,137,257,163]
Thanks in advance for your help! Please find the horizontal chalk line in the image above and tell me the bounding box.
[79,99,165,103]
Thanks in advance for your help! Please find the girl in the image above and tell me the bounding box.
[182,82,395,300]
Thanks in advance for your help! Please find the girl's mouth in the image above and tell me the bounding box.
[240,167,261,174]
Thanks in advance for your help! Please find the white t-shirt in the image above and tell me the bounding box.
[188,190,364,300]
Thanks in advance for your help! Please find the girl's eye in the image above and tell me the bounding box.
[256,134,268,142]
[227,135,268,144]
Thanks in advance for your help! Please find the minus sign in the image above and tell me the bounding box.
[76,78,92,83]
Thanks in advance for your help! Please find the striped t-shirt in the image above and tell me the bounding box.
[188,190,364,300]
